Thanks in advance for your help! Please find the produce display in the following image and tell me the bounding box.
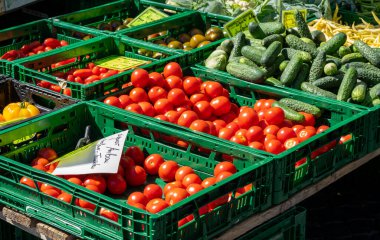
[103,62,340,156]
[0,102,40,126]
[205,10,380,107]
[0,38,69,61]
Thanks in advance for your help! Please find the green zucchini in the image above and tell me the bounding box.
[248,22,266,39]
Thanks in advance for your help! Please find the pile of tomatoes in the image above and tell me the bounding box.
[20,145,246,226]
[103,62,333,156]
[1,38,69,61]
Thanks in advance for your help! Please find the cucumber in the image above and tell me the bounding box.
[342,62,380,72]
[353,40,380,67]
[264,77,284,87]
[264,54,285,77]
[229,32,246,61]
[373,99,380,106]
[295,10,312,39]
[260,22,285,36]
[301,82,337,99]
[309,50,326,82]
[262,34,284,48]
[341,52,367,64]
[279,60,289,72]
[318,32,347,54]
[261,41,282,67]
[229,56,259,67]
[311,30,326,44]
[250,43,267,52]
[204,50,228,70]
[337,67,358,101]
[279,98,322,117]
[282,48,312,62]
[369,83,380,100]
[312,76,342,89]
[338,46,351,58]
[324,62,338,76]
[326,55,342,68]
[280,53,303,86]
[292,63,310,89]
[219,39,234,54]
[248,22,266,39]
[353,68,380,86]
[250,38,263,46]
[226,62,265,83]
[241,45,265,65]
[300,38,316,48]
[272,101,305,123]
[285,34,317,57]
[351,81,367,103]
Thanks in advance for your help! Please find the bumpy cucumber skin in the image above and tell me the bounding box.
[343,62,380,71]
[318,32,347,55]
[279,98,322,117]
[261,41,282,67]
[309,50,326,82]
[226,62,265,83]
[351,81,367,103]
[353,40,380,67]
[280,53,303,86]
[219,39,234,54]
[354,68,380,86]
[264,54,285,77]
[295,10,312,39]
[369,83,380,100]
[326,55,342,68]
[229,32,246,61]
[285,34,317,57]
[282,48,312,62]
[338,46,352,58]
[260,22,285,36]
[292,63,310,89]
[301,82,337,99]
[262,34,284,48]
[337,67,358,101]
[312,76,342,89]
[264,77,283,86]
[248,22,266,39]
[272,101,305,122]
[241,45,264,65]
[341,53,367,64]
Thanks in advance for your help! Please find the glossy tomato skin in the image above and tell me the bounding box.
[125,166,146,187]
[129,87,149,102]
[125,103,143,114]
[175,166,194,182]
[264,139,284,154]
[149,72,165,88]
[125,146,145,166]
[248,141,264,150]
[218,127,235,140]
[118,95,133,108]
[237,108,259,129]
[154,98,173,115]
[277,127,297,143]
[83,175,106,194]
[186,183,204,195]
[299,112,315,126]
[127,192,148,206]
[193,101,213,119]
[189,120,210,133]
[177,110,198,127]
[148,87,167,103]
[183,77,201,95]
[144,184,163,200]
[165,188,189,205]
[159,161,179,182]
[38,148,57,161]
[131,69,150,88]
[167,88,186,106]
[205,82,223,98]
[144,154,165,175]
[104,96,122,108]
[106,174,127,195]
[165,76,183,89]
[146,198,169,213]
[210,96,231,116]
[246,126,264,143]
[138,102,156,117]
[163,62,183,78]
[201,177,216,188]
[264,107,284,125]
[100,208,119,222]
[182,173,202,188]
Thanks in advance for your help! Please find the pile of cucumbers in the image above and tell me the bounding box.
[204,10,380,107]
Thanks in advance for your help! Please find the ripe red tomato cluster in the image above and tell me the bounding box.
[20,145,246,226]
[1,38,69,61]
[103,62,332,155]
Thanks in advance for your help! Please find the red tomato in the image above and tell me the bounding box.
[33,165,46,171]
[118,95,133,108]
[297,128,316,142]
[125,146,144,165]
[49,85,62,93]
[254,99,266,112]
[57,192,72,203]
[106,174,126,195]
[164,110,180,123]
[144,154,165,175]
[263,99,276,109]
[190,93,209,105]
[225,122,240,133]
[83,175,106,193]
[182,173,202,188]
[237,108,259,129]
[148,87,167,103]
[299,112,316,126]
[120,155,135,170]
[201,177,216,188]
[163,62,183,78]
[183,77,201,95]
[42,188,61,198]
[125,166,146,187]
[125,103,143,114]
[147,71,164,86]
[248,141,265,150]
[167,88,186,106]
[127,192,148,206]
[129,202,146,210]
[175,166,194,182]
[67,177,83,186]
[146,198,169,213]
[155,114,169,121]
[100,208,118,222]
[165,76,183,89]
[264,134,277,144]
[284,138,300,150]
[63,88,71,96]
[221,112,237,124]
[163,181,184,195]
[20,177,37,188]
[31,157,49,167]
[193,101,213,119]
[205,82,223,98]
[257,110,265,121]
[177,110,198,127]
[178,218,189,227]
[277,127,297,143]
[166,188,189,205]
[210,96,231,116]
[92,66,100,75]
[186,183,204,195]
[235,129,247,138]
[138,102,156,117]
[159,161,179,182]
[215,171,233,182]
[264,125,280,135]
[44,38,60,48]
[264,107,284,125]
[340,134,352,143]
[218,127,235,140]
[264,139,284,154]
[60,40,68,46]
[213,120,226,132]
[40,183,61,193]
[104,96,122,108]
[222,88,230,98]
[317,125,329,134]
[189,120,210,133]
[131,69,150,88]
[154,98,173,114]
[230,134,248,145]
[214,162,237,177]
[143,184,163,200]
[129,88,149,102]
[246,126,264,142]
[292,125,305,134]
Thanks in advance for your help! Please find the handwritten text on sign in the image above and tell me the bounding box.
[52,131,128,175]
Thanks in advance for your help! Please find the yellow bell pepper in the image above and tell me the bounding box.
[2,102,40,121]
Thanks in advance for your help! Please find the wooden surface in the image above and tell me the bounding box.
[216,148,380,240]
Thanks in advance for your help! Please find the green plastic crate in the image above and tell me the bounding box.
[236,207,306,240]
[0,76,77,130]
[0,19,98,75]
[191,66,371,204]
[12,36,184,100]
[119,11,225,65]
[53,0,178,36]
[0,101,273,240]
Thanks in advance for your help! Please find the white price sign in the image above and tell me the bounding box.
[52,130,128,175]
